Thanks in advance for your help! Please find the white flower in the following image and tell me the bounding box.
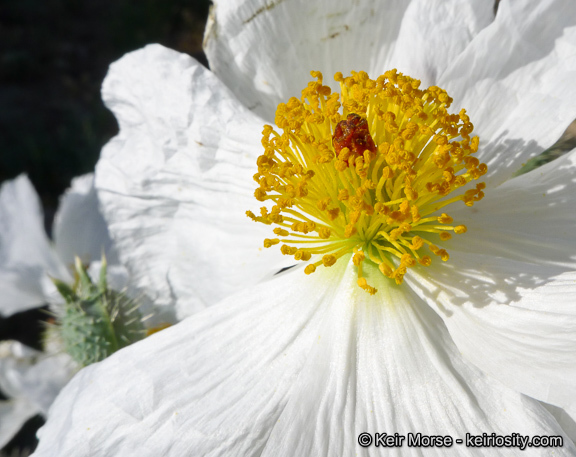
[33,0,576,456]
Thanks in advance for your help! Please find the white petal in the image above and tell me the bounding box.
[384,0,493,87]
[406,254,576,420]
[0,341,76,415]
[87,261,128,292]
[401,152,576,420]
[261,263,572,456]
[0,398,39,449]
[0,266,47,317]
[447,149,576,268]
[53,173,119,268]
[542,403,576,442]
[205,0,493,120]
[96,44,291,319]
[439,0,576,186]
[0,176,66,316]
[35,261,573,456]
[20,353,76,415]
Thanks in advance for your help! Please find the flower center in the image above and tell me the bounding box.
[247,70,487,294]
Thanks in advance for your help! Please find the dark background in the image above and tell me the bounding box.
[0,0,210,228]
[0,1,210,453]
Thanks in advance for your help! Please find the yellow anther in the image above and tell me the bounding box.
[281,245,298,255]
[353,251,365,266]
[304,264,316,275]
[440,232,452,241]
[338,147,352,161]
[411,236,424,250]
[403,183,416,200]
[335,160,348,172]
[322,255,337,267]
[327,208,340,220]
[254,188,266,201]
[273,228,289,236]
[338,189,350,201]
[294,250,311,261]
[364,179,376,190]
[318,227,331,239]
[401,254,416,267]
[357,277,377,295]
[348,196,362,210]
[263,238,280,248]
[317,197,331,211]
[419,256,432,267]
[390,227,403,241]
[374,202,388,215]
[393,266,407,285]
[344,224,357,238]
[438,213,453,224]
[454,225,467,234]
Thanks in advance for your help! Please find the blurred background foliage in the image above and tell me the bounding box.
[0,1,210,453]
[0,0,210,228]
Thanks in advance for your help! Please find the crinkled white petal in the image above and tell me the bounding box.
[542,403,576,443]
[34,261,574,456]
[418,154,576,416]
[53,173,119,268]
[95,44,291,319]
[406,253,576,423]
[447,149,576,268]
[439,0,576,186]
[381,0,493,88]
[0,398,39,449]
[205,0,493,120]
[0,176,67,317]
[0,341,76,416]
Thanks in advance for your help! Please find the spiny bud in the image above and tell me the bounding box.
[51,256,146,367]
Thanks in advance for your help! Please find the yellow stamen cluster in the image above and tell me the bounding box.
[247,70,487,293]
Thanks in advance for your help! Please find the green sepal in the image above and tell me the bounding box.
[98,253,108,292]
[74,256,95,297]
[513,120,576,177]
[50,277,75,303]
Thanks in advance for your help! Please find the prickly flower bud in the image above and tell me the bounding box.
[51,256,146,367]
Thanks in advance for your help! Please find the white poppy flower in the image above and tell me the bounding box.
[33,0,576,455]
